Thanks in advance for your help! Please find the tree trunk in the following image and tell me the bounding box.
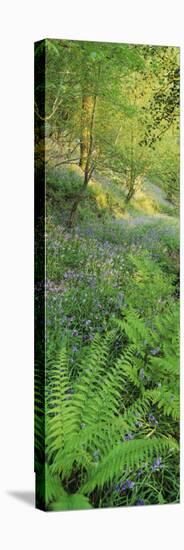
[125,129,135,202]
[67,170,89,227]
[125,185,135,202]
[79,95,94,170]
[67,93,98,227]
[68,64,102,227]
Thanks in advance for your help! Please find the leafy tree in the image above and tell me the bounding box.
[35,39,179,214]
[140,46,180,146]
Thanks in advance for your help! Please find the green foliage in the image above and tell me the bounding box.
[49,492,92,511]
[81,437,177,495]
[42,304,179,509]
[34,358,45,473]
[37,39,179,213]
[141,47,179,146]
[36,464,92,510]
[35,39,180,511]
[45,212,179,371]
[46,166,84,202]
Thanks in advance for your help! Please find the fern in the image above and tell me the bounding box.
[44,317,179,509]
[114,310,149,347]
[36,464,92,510]
[34,358,45,473]
[49,493,92,511]
[148,387,179,421]
[81,437,178,494]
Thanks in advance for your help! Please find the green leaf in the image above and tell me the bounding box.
[49,493,92,511]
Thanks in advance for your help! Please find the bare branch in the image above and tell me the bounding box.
[34,90,63,121]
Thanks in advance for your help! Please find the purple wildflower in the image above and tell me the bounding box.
[72,345,78,353]
[72,329,78,337]
[148,413,158,426]
[150,347,160,356]
[126,480,135,489]
[124,433,134,441]
[136,469,143,479]
[135,420,143,428]
[135,499,145,505]
[151,457,162,472]
[121,479,135,491]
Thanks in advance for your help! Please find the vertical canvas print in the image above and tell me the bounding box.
[34,39,180,511]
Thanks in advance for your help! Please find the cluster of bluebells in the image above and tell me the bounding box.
[45,225,132,358]
[135,499,145,505]
[151,457,163,472]
[115,479,135,494]
[46,219,178,366]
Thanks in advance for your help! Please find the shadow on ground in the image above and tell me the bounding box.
[7,490,35,507]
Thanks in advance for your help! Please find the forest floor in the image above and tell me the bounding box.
[44,162,180,508]
[46,162,179,346]
[73,168,179,247]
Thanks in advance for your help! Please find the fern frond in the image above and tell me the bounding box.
[34,359,45,472]
[150,354,179,380]
[44,311,179,509]
[49,492,92,511]
[81,437,179,494]
[114,309,149,346]
[148,387,180,420]
[72,333,110,424]
[46,344,75,460]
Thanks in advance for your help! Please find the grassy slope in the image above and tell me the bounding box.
[46,163,179,267]
[46,163,179,221]
[46,163,179,344]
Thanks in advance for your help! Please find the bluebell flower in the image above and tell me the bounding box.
[135,420,143,428]
[121,482,128,492]
[121,479,135,491]
[72,329,78,337]
[151,457,162,472]
[148,413,158,426]
[150,347,160,356]
[136,469,143,479]
[135,499,145,505]
[124,433,134,441]
[72,345,78,353]
[126,480,135,489]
